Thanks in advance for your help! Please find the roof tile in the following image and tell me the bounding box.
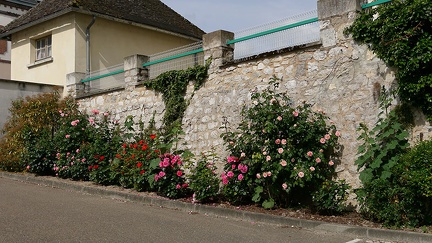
[1,0,205,39]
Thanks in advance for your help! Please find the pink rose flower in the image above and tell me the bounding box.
[329,160,334,166]
[324,134,331,140]
[158,171,166,177]
[335,131,341,137]
[316,158,321,163]
[176,171,183,177]
[298,171,304,178]
[103,112,109,117]
[227,171,234,178]
[278,148,284,154]
[263,172,268,178]
[293,111,299,117]
[310,166,315,171]
[267,171,272,177]
[277,116,282,121]
[275,139,281,145]
[307,151,313,157]
[256,173,261,179]
[89,118,95,125]
[238,174,244,181]
[154,174,160,182]
[240,152,246,158]
[280,160,287,167]
[227,156,239,163]
[222,177,229,185]
[65,134,70,139]
[282,183,288,190]
[320,138,326,144]
[281,139,287,145]
[232,164,236,170]
[71,120,79,126]
[176,184,181,189]
[91,109,100,115]
[266,155,271,161]
[238,164,248,173]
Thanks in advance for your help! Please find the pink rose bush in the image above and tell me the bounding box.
[221,78,341,209]
[152,153,189,199]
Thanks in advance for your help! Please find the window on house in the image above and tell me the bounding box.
[35,36,52,61]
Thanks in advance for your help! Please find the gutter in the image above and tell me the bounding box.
[85,15,96,76]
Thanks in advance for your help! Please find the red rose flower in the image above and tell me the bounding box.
[150,134,156,140]
[137,162,143,168]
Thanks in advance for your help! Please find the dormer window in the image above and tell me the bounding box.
[35,36,51,60]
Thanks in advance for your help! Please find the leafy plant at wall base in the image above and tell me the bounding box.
[144,60,210,138]
[352,87,428,226]
[312,180,351,215]
[355,87,409,186]
[221,77,341,209]
[345,0,432,121]
[188,151,221,203]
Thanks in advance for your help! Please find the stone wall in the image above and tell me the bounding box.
[71,0,431,188]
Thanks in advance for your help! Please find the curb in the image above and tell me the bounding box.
[1,172,431,243]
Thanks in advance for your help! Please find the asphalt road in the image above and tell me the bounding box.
[0,177,370,243]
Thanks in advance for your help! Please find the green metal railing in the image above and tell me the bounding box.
[226,17,319,45]
[142,48,203,67]
[362,0,392,9]
[81,69,124,83]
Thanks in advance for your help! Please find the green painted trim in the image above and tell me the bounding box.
[362,0,392,9]
[81,69,124,83]
[226,17,319,45]
[143,48,203,67]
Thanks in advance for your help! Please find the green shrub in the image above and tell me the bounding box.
[188,151,221,203]
[312,180,351,215]
[0,92,74,173]
[355,88,432,227]
[221,77,341,209]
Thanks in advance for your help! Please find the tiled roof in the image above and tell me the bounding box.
[0,0,205,39]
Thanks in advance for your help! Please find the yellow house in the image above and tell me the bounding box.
[0,0,204,87]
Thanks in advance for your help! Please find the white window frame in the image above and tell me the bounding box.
[35,36,52,61]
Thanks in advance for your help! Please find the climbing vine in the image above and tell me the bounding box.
[345,0,432,121]
[144,59,210,136]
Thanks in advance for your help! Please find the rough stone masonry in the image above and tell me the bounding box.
[70,0,431,190]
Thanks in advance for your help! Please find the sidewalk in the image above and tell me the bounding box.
[1,171,431,243]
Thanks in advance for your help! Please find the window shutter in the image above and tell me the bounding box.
[0,40,7,54]
[0,25,6,54]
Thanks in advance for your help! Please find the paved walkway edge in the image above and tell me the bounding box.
[1,171,431,243]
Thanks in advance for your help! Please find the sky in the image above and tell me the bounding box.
[160,0,318,33]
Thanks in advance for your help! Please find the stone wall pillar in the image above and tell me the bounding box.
[124,54,149,91]
[318,0,361,47]
[66,72,85,97]
[317,0,361,19]
[202,30,234,69]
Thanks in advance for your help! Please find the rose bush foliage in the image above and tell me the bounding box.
[221,79,342,209]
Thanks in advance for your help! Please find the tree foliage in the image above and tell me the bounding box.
[345,0,432,121]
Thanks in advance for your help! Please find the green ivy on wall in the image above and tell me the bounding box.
[144,59,210,136]
[345,0,432,121]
